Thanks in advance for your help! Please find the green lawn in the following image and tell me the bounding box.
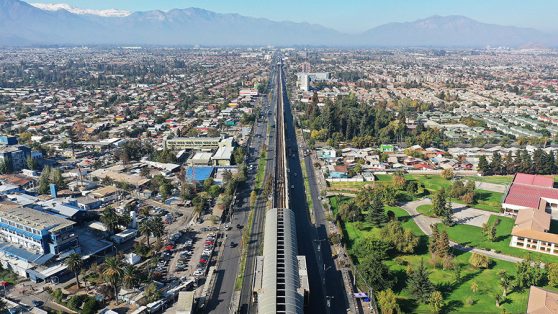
[469,189,503,213]
[438,215,558,264]
[375,174,393,182]
[417,204,435,217]
[390,251,530,313]
[405,174,452,193]
[328,196,423,248]
[449,189,503,213]
[329,196,532,313]
[328,181,372,190]
[407,174,503,213]
[254,150,267,190]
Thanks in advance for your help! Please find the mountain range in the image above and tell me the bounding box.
[0,0,556,47]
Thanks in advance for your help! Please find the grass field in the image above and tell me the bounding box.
[438,215,558,264]
[329,195,534,313]
[328,181,373,190]
[390,251,531,313]
[300,157,314,214]
[254,151,267,190]
[417,204,435,217]
[385,174,503,212]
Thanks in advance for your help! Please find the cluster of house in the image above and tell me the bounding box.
[316,144,472,181]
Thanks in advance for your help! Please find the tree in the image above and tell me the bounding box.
[431,188,448,216]
[100,206,119,234]
[339,201,361,222]
[482,222,497,241]
[441,168,454,180]
[122,265,137,289]
[429,291,444,314]
[515,259,547,289]
[353,236,390,261]
[376,289,400,314]
[392,172,407,190]
[144,282,162,303]
[407,259,434,303]
[490,152,503,175]
[478,155,490,175]
[495,293,503,307]
[81,298,98,314]
[499,270,511,297]
[469,253,490,269]
[360,255,393,291]
[139,220,152,246]
[435,230,450,259]
[38,166,51,194]
[367,193,387,227]
[50,168,66,189]
[548,263,558,287]
[26,156,37,170]
[102,256,124,302]
[0,159,7,175]
[470,281,479,293]
[149,216,165,242]
[159,184,169,201]
[380,220,419,254]
[65,253,83,288]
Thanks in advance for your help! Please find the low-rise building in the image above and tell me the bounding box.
[527,286,558,313]
[510,208,558,256]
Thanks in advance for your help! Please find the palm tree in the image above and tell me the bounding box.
[139,220,152,246]
[150,217,165,243]
[102,257,124,302]
[65,253,83,288]
[122,265,137,290]
[101,206,119,234]
[499,271,511,297]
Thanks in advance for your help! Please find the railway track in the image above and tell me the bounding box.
[273,61,288,209]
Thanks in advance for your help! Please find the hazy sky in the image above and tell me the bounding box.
[26,0,558,33]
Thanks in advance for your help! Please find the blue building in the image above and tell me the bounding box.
[0,206,79,256]
[0,136,18,145]
[185,166,215,183]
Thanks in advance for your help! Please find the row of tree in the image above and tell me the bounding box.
[478,149,558,176]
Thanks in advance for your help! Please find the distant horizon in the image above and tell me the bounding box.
[23,0,558,33]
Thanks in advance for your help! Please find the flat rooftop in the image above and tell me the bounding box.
[0,205,74,232]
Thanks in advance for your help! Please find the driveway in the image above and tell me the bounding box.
[452,205,491,227]
[400,199,526,264]
[475,181,507,193]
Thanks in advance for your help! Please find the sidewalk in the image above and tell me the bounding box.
[400,199,525,264]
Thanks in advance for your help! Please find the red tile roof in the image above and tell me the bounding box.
[504,174,558,209]
[514,173,554,188]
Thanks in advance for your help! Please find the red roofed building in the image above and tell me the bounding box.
[503,173,558,218]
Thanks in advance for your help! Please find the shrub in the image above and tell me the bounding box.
[469,253,491,269]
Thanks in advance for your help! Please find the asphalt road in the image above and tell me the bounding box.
[238,63,279,314]
[206,67,276,314]
[280,66,338,313]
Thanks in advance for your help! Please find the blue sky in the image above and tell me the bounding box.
[26,0,558,33]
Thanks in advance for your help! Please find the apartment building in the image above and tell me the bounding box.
[166,137,222,150]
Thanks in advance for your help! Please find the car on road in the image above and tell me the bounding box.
[236,224,243,229]
[229,241,237,248]
[32,300,43,307]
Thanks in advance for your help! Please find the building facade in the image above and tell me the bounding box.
[0,206,79,255]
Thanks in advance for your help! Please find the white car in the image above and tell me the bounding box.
[193,269,204,277]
